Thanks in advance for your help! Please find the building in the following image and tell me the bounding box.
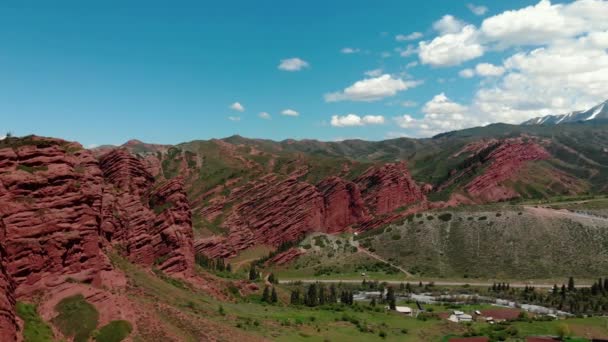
[448,310,473,323]
[394,306,413,316]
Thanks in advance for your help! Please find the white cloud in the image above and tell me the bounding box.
[480,0,583,48]
[380,51,392,58]
[325,74,422,102]
[475,63,505,77]
[433,15,467,34]
[230,102,245,112]
[228,116,241,122]
[467,3,488,16]
[278,57,310,71]
[259,112,271,119]
[398,45,418,57]
[406,61,418,68]
[459,63,505,78]
[364,68,383,77]
[459,68,475,78]
[394,93,480,137]
[281,109,299,116]
[0,135,6,141]
[419,25,484,66]
[331,114,385,127]
[86,143,99,149]
[396,32,423,41]
[341,47,360,54]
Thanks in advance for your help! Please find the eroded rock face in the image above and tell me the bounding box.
[317,177,371,233]
[0,219,17,341]
[0,138,110,297]
[465,140,550,202]
[354,162,425,215]
[99,149,194,275]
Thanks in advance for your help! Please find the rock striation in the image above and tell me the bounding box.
[354,162,425,215]
[0,137,110,297]
[464,140,550,202]
[99,149,194,275]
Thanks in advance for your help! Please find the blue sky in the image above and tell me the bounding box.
[2,0,607,146]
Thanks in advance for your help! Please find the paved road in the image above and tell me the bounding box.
[279,279,589,289]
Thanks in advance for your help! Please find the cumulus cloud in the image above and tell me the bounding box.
[331,114,385,127]
[396,32,423,41]
[341,47,360,54]
[459,63,505,78]
[228,116,241,122]
[467,3,488,16]
[433,15,467,34]
[419,0,608,67]
[281,109,299,116]
[230,102,245,112]
[419,25,484,66]
[400,100,417,107]
[394,93,481,137]
[278,57,310,71]
[325,74,422,102]
[459,68,475,78]
[259,112,271,119]
[475,63,505,76]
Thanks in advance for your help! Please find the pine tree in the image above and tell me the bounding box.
[290,289,300,305]
[319,285,326,306]
[387,286,396,310]
[306,283,318,307]
[268,273,276,284]
[405,282,412,293]
[568,277,575,292]
[262,286,270,303]
[370,297,376,307]
[329,284,337,303]
[249,265,258,281]
[226,263,232,272]
[271,287,278,303]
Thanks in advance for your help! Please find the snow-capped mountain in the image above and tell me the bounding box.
[522,100,608,125]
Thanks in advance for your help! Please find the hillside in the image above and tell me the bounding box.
[105,122,608,259]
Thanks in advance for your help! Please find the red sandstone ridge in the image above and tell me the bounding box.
[196,173,376,258]
[464,140,550,202]
[317,177,371,233]
[354,162,425,215]
[0,137,111,297]
[0,219,17,340]
[100,149,194,275]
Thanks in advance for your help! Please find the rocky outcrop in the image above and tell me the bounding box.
[465,140,550,202]
[196,173,375,258]
[99,149,194,275]
[0,219,17,341]
[317,177,370,233]
[0,137,110,297]
[354,162,425,215]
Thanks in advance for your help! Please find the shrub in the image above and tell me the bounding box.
[16,302,54,342]
[94,320,132,342]
[52,294,99,342]
[391,234,401,240]
[438,213,453,222]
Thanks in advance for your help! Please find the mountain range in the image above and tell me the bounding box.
[522,99,608,125]
[1,119,608,340]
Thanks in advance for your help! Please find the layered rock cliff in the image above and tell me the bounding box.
[99,149,194,275]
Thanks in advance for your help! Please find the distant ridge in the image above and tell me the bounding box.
[522,99,608,125]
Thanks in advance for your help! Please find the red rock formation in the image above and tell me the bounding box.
[317,177,370,233]
[99,149,194,275]
[196,173,375,258]
[0,137,110,297]
[0,219,17,341]
[465,140,550,202]
[264,248,303,266]
[354,162,425,215]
